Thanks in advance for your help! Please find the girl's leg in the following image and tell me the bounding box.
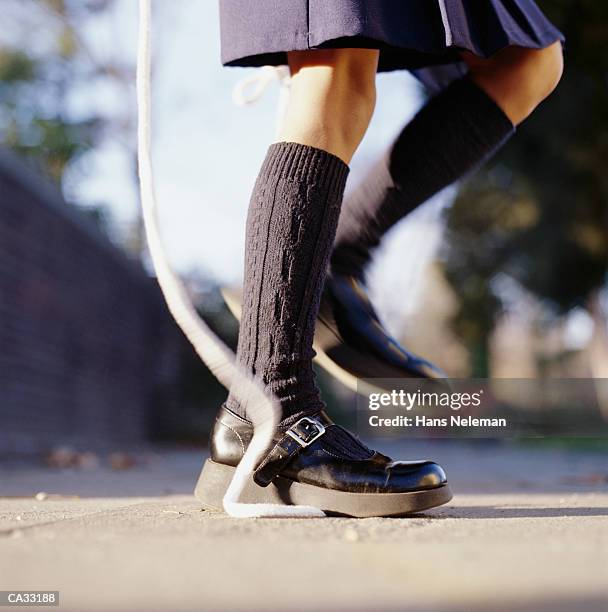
[279,48,378,163]
[331,42,563,277]
[205,51,450,516]
[464,41,563,125]
[225,48,378,425]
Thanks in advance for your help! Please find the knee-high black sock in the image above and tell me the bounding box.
[331,77,514,277]
[226,142,349,426]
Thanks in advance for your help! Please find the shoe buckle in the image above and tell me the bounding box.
[286,416,326,447]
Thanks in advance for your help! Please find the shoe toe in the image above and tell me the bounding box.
[417,461,447,488]
[387,460,448,491]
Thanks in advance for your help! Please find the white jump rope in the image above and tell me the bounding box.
[136,0,323,518]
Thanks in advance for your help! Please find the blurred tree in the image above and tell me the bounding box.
[443,1,608,376]
[0,1,119,182]
[0,0,168,251]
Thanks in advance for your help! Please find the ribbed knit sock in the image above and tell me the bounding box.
[226,142,349,426]
[331,77,515,277]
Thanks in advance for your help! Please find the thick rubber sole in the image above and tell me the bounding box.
[194,459,453,518]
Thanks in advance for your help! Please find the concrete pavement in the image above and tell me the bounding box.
[1,441,607,611]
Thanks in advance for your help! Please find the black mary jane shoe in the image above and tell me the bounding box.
[194,406,452,518]
[315,274,447,392]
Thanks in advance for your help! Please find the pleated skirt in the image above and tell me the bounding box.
[219,0,563,90]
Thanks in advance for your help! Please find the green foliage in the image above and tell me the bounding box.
[4,111,100,183]
[0,49,36,82]
[0,4,107,182]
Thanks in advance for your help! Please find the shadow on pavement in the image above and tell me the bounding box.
[434,505,608,519]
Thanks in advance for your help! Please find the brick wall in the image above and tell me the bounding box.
[0,148,196,456]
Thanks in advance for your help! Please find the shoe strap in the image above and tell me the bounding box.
[253,416,327,487]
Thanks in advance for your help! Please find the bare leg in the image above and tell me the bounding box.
[278,48,379,163]
[464,41,563,125]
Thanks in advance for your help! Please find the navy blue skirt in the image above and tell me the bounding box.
[219,0,563,90]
